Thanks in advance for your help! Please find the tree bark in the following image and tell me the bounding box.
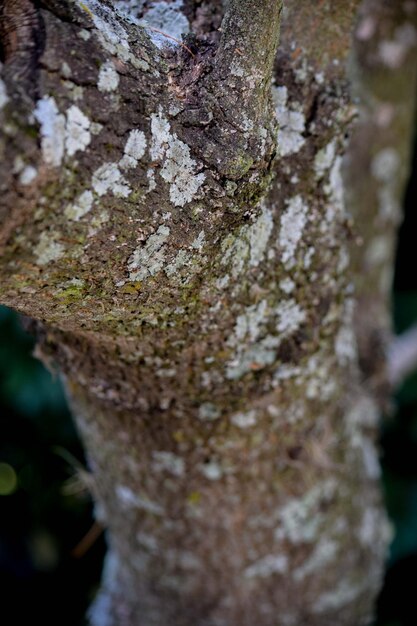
[1,1,417,625]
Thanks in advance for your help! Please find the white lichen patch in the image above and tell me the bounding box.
[34,96,66,167]
[34,231,65,265]
[78,28,91,41]
[334,299,357,366]
[83,0,130,53]
[365,234,393,267]
[164,249,191,277]
[356,15,376,41]
[191,230,205,251]
[160,136,205,207]
[90,121,103,135]
[314,136,346,225]
[19,165,37,186]
[303,246,315,269]
[279,277,295,294]
[324,155,345,221]
[61,61,71,78]
[240,112,254,132]
[230,59,245,78]
[276,299,306,335]
[273,85,306,157]
[233,300,269,343]
[98,61,120,92]
[119,129,147,169]
[35,97,93,165]
[338,245,350,274]
[83,0,150,71]
[371,148,402,224]
[359,437,381,479]
[293,539,338,582]
[313,579,365,614]
[89,209,110,237]
[152,451,185,477]
[378,23,417,68]
[358,507,393,549]
[147,168,157,192]
[378,185,401,222]
[64,277,85,288]
[141,0,190,49]
[13,156,25,174]
[226,336,280,380]
[112,0,146,20]
[92,162,131,197]
[200,461,223,481]
[231,410,257,429]
[150,112,204,206]
[226,294,306,381]
[279,195,308,267]
[128,225,170,281]
[335,324,357,366]
[221,204,273,277]
[371,147,400,182]
[244,554,288,579]
[294,57,308,83]
[65,190,94,221]
[150,113,171,160]
[115,485,164,515]
[65,105,91,156]
[220,234,249,278]
[247,205,274,267]
[344,396,381,479]
[0,79,9,110]
[156,367,177,378]
[304,355,337,401]
[274,479,337,544]
[55,277,85,299]
[345,395,379,432]
[314,140,337,180]
[273,365,302,384]
[216,274,230,290]
[198,403,221,421]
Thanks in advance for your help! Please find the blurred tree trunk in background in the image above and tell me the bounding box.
[1,1,417,625]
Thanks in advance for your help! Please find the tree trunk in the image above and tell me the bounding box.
[1,1,417,624]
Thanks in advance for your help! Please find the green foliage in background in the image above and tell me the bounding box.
[0,306,104,626]
[384,293,417,562]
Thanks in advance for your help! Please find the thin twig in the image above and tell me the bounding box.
[144,25,196,58]
[71,521,104,558]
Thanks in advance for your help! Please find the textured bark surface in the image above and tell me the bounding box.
[1,1,417,625]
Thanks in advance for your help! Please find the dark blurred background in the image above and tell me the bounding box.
[0,140,416,626]
[0,314,105,624]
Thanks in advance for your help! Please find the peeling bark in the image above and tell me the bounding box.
[1,1,417,625]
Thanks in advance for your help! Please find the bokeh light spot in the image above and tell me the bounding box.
[0,462,17,495]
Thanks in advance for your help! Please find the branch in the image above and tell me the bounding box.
[388,324,417,388]
[216,0,283,110]
[177,1,283,181]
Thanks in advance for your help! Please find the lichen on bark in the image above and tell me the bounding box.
[1,1,417,625]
